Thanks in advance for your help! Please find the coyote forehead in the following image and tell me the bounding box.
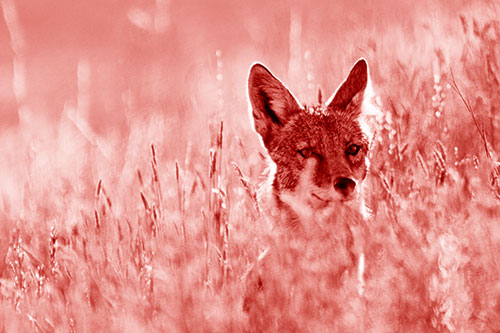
[247,59,372,223]
[268,108,369,190]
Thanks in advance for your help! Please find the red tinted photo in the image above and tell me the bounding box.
[0,0,499,331]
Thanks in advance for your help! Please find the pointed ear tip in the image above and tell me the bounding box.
[355,58,369,71]
[249,62,269,76]
[248,63,269,86]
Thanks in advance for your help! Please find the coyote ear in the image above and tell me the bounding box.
[248,63,301,148]
[326,59,368,113]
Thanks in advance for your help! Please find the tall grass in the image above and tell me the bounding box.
[1,1,500,332]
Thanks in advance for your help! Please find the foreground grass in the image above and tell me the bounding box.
[1,9,500,333]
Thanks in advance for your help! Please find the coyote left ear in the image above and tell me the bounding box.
[326,59,368,112]
[247,63,301,149]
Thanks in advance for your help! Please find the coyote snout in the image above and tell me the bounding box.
[247,59,372,224]
[334,177,356,198]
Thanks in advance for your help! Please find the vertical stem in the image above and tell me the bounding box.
[1,0,27,106]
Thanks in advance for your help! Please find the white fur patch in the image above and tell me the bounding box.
[279,158,368,226]
[280,159,320,221]
[280,159,342,220]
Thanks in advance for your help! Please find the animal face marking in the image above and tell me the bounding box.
[248,58,372,220]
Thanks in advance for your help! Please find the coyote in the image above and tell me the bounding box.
[244,60,374,329]
[244,59,373,328]
[247,59,372,228]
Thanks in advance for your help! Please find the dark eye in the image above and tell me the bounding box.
[298,147,313,158]
[346,144,360,156]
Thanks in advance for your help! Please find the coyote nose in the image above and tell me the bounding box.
[334,177,356,197]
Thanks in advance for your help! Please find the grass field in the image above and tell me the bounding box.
[1,0,500,331]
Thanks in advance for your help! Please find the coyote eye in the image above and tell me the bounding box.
[298,147,313,158]
[346,144,360,156]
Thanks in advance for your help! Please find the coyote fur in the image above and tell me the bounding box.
[247,59,372,228]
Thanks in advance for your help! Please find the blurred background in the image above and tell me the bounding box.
[0,0,485,134]
[1,1,500,331]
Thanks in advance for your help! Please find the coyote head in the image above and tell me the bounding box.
[248,59,371,221]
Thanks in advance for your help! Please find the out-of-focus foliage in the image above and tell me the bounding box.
[0,0,499,331]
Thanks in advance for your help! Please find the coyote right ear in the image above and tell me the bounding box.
[326,59,368,114]
[247,63,301,148]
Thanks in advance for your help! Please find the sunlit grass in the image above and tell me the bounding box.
[1,3,500,332]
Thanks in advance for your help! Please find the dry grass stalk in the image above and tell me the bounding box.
[140,191,150,211]
[416,150,430,179]
[208,120,228,287]
[448,68,493,159]
[137,169,144,188]
[490,162,500,200]
[231,161,260,216]
[151,144,163,222]
[175,161,186,242]
[432,142,447,185]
